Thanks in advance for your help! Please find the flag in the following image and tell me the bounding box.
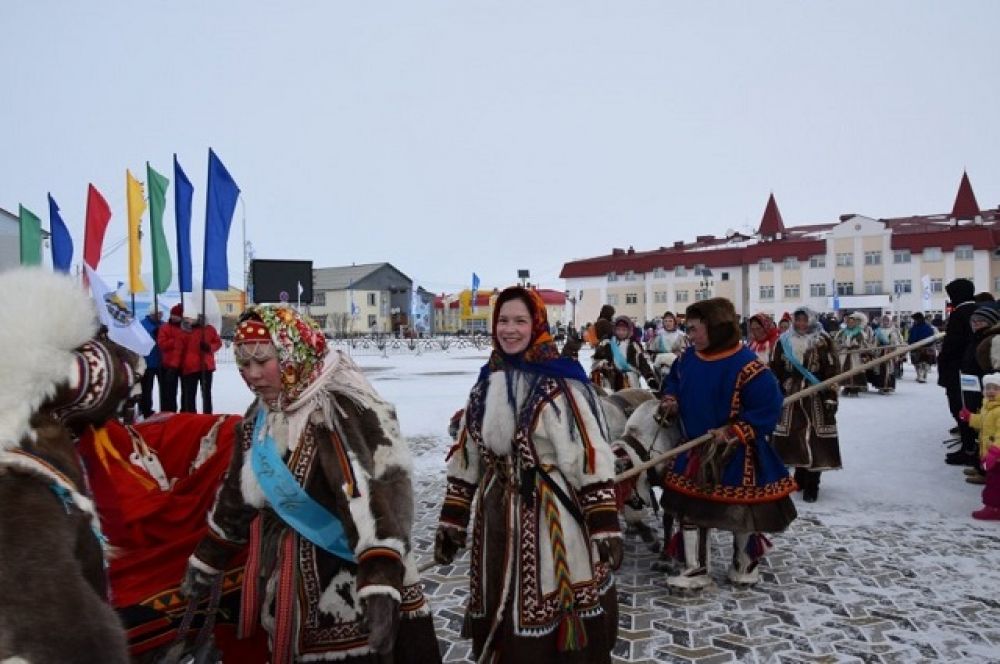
[147,162,172,295]
[349,280,359,317]
[84,265,155,356]
[471,272,481,313]
[831,278,840,312]
[47,194,73,272]
[18,204,42,266]
[960,373,981,393]
[126,169,147,294]
[173,155,194,293]
[83,184,111,270]
[921,274,932,311]
[202,148,241,291]
[297,281,304,298]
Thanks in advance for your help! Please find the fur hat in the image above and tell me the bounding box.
[598,304,616,321]
[685,297,741,353]
[847,311,868,325]
[971,305,1000,327]
[169,303,183,319]
[593,318,614,341]
[983,373,1000,389]
[613,315,634,335]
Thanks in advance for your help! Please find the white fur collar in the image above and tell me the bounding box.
[481,371,531,457]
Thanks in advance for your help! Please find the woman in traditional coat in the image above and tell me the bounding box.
[834,311,874,396]
[435,286,622,663]
[592,315,659,391]
[746,312,780,365]
[770,307,842,503]
[871,314,904,393]
[181,305,439,664]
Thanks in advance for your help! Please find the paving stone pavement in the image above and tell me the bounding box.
[407,454,1000,664]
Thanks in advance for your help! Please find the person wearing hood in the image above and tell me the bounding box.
[871,314,904,394]
[948,304,1000,466]
[156,304,187,413]
[938,278,978,463]
[181,305,440,663]
[657,298,796,591]
[834,312,874,396]
[646,311,688,383]
[591,315,659,391]
[746,312,780,365]
[435,286,622,662]
[770,307,842,503]
[584,304,616,348]
[907,312,938,383]
[138,308,164,418]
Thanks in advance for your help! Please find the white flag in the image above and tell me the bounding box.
[84,265,155,356]
[921,274,932,310]
[960,373,981,393]
[297,281,304,297]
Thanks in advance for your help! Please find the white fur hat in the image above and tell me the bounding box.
[983,373,1000,389]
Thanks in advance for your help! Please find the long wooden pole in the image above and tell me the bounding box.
[616,331,944,482]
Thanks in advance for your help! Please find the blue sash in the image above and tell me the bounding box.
[608,338,637,373]
[780,334,821,386]
[251,409,356,563]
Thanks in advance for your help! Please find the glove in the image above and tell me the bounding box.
[595,537,624,570]
[958,407,972,423]
[984,445,1000,472]
[179,561,220,600]
[362,592,400,655]
[657,395,678,420]
[200,341,212,353]
[433,526,465,565]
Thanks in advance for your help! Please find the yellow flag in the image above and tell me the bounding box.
[126,169,147,294]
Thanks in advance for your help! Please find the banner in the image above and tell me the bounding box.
[18,204,42,266]
[84,265,156,356]
[202,148,241,291]
[831,278,840,312]
[921,274,932,311]
[147,163,172,295]
[173,155,194,293]
[471,272,480,313]
[960,373,982,393]
[48,194,73,273]
[83,184,112,271]
[126,170,147,294]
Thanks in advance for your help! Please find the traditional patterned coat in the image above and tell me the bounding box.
[833,320,874,391]
[440,369,620,663]
[189,353,439,663]
[771,329,842,471]
[591,337,658,391]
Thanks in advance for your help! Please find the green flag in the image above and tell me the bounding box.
[18,204,42,266]
[147,162,172,294]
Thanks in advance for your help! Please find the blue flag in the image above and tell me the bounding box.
[47,193,73,273]
[202,148,241,291]
[173,154,194,293]
[471,272,480,313]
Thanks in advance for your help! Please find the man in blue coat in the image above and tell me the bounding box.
[139,309,163,418]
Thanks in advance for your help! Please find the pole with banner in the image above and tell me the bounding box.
[471,272,480,314]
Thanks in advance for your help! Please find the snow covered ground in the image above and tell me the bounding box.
[202,344,1000,663]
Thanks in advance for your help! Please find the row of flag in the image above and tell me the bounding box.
[17,148,241,296]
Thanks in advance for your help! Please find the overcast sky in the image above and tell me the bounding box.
[2,1,998,294]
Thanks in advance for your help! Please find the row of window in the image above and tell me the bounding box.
[756,278,948,300]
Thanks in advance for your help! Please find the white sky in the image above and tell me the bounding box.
[2,1,998,294]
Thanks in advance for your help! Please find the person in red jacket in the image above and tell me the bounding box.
[157,304,188,413]
[180,314,222,414]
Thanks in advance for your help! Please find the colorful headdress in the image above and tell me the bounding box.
[237,305,328,403]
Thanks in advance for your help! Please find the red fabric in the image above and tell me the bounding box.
[83,184,111,271]
[79,414,240,607]
[181,325,222,375]
[157,322,188,369]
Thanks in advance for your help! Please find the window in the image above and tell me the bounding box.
[625,293,638,304]
[930,278,943,293]
[225,303,234,313]
[836,282,854,296]
[721,272,730,281]
[675,266,687,277]
[675,290,689,303]
[313,291,326,306]
[367,293,377,306]
[783,257,800,270]
[836,253,854,267]
[893,249,911,264]
[956,245,974,261]
[624,270,638,281]
[784,284,800,298]
[864,251,882,266]
[758,259,773,272]
[994,277,1000,292]
[809,283,827,297]
[694,290,709,302]
[923,247,942,262]
[654,291,668,303]
[759,285,774,300]
[607,272,619,282]
[653,267,666,279]
[893,280,912,294]
[606,294,619,306]
[864,281,882,295]
[367,314,377,328]
[809,255,826,268]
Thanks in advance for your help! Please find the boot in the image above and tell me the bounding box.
[728,532,768,586]
[800,469,820,503]
[971,505,1000,521]
[667,526,712,592]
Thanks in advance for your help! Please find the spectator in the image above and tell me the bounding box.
[156,304,186,412]
[939,279,978,464]
[181,314,222,414]
[138,309,163,418]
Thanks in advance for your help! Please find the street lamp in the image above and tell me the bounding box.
[565,290,577,330]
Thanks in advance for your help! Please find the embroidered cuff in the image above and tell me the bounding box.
[729,422,755,444]
[357,548,405,596]
[357,584,402,604]
[579,480,621,538]
[439,477,476,531]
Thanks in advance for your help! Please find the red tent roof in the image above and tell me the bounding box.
[758,193,786,237]
[952,171,981,220]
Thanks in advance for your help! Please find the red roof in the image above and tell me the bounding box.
[758,193,786,237]
[952,171,981,220]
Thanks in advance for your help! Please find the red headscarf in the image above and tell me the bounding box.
[747,312,779,353]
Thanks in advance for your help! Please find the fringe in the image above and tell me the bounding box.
[664,530,684,562]
[556,610,589,652]
[745,533,773,561]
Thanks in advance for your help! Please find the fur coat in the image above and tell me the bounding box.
[189,352,439,663]
[834,323,873,390]
[440,370,620,663]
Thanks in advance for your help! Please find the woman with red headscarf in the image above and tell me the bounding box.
[746,312,780,364]
[435,286,622,663]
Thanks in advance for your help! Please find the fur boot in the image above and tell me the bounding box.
[728,532,768,586]
[667,526,712,592]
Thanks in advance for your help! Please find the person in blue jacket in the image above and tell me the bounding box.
[658,297,797,591]
[138,308,163,418]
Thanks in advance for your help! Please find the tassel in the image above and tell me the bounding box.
[745,533,773,560]
[664,530,684,561]
[614,476,638,510]
[556,610,589,652]
[682,451,701,480]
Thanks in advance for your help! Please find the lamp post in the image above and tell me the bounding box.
[565,290,577,331]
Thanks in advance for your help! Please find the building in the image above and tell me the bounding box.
[215,286,247,317]
[308,262,428,334]
[433,287,567,333]
[561,172,1000,324]
[0,207,18,271]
